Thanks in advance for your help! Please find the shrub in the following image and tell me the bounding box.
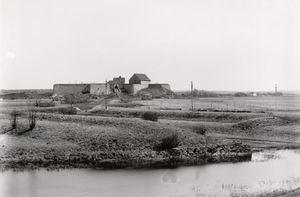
[35,100,55,107]
[192,125,207,135]
[58,107,77,115]
[140,92,152,100]
[142,112,158,121]
[6,110,37,135]
[156,134,180,151]
[233,92,248,97]
[28,110,37,130]
[10,110,20,129]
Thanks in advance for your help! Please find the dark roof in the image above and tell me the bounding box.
[132,73,151,81]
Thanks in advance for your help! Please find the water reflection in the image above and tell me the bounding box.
[0,149,300,197]
[162,171,178,184]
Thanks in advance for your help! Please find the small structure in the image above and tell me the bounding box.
[129,73,151,85]
[108,76,125,85]
[108,76,125,94]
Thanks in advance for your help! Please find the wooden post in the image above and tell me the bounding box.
[104,80,107,110]
[191,81,194,111]
[105,80,108,95]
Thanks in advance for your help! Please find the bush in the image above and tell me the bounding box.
[192,125,207,135]
[10,110,20,129]
[140,92,152,100]
[156,134,180,151]
[28,110,37,130]
[35,100,55,107]
[233,92,248,97]
[58,107,77,115]
[142,112,158,121]
[6,110,37,135]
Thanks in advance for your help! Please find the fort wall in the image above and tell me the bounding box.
[89,83,110,95]
[148,84,171,90]
[53,84,88,96]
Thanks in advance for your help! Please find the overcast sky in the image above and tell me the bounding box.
[0,0,299,91]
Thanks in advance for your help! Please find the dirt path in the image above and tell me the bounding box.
[87,98,114,112]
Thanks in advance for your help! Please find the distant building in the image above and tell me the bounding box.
[129,73,151,85]
[108,76,125,85]
[108,76,125,93]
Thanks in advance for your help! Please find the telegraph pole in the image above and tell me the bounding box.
[191,81,194,111]
[275,83,278,110]
[105,80,108,110]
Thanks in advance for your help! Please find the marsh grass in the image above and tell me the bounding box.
[192,125,207,135]
[142,112,158,121]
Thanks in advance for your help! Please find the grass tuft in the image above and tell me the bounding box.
[142,112,158,121]
[192,125,207,135]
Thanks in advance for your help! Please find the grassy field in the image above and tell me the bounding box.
[0,111,254,169]
[0,95,300,171]
[134,95,300,112]
[0,89,52,100]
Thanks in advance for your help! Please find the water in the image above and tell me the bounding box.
[1,149,300,197]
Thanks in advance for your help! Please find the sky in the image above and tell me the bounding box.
[0,0,300,91]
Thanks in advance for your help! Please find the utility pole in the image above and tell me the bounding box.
[105,80,108,95]
[105,80,108,110]
[191,81,194,112]
[275,84,278,110]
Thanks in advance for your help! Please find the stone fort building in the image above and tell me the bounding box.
[53,73,171,96]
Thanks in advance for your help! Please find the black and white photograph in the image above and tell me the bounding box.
[0,0,300,196]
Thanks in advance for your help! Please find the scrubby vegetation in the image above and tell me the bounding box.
[35,100,55,107]
[233,92,249,97]
[174,90,229,98]
[27,110,37,131]
[108,102,144,108]
[192,125,207,135]
[58,107,77,115]
[142,112,158,121]
[1,110,37,135]
[91,109,265,123]
[10,110,20,130]
[155,134,180,151]
[0,89,52,100]
[140,92,152,100]
[137,87,173,98]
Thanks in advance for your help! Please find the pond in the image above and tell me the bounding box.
[1,149,300,197]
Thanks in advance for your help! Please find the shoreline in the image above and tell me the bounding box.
[0,143,252,171]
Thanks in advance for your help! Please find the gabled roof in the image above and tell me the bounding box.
[131,73,151,81]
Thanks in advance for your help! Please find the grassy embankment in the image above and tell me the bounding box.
[0,94,300,170]
[0,101,257,170]
[87,107,300,149]
[0,112,253,170]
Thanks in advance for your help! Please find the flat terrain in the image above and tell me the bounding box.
[134,95,300,112]
[0,95,299,169]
